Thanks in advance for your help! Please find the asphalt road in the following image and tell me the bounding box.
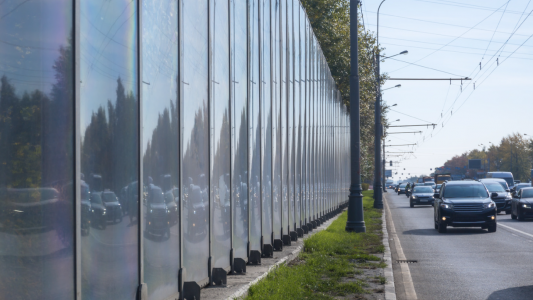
[385,191,533,300]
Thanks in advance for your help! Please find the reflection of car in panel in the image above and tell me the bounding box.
[511,187,533,221]
[89,193,107,229]
[100,190,123,223]
[164,188,179,224]
[185,181,208,236]
[0,188,59,233]
[397,183,408,195]
[80,180,91,235]
[145,184,170,236]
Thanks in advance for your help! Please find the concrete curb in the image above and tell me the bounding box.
[226,212,345,300]
[382,196,397,300]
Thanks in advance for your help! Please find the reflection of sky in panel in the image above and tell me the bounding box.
[0,0,71,95]
[141,0,178,153]
[80,0,138,136]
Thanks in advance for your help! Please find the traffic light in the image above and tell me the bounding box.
[390,160,393,166]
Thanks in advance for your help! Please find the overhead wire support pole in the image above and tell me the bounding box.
[373,0,386,209]
[387,131,422,134]
[346,0,366,233]
[385,144,417,147]
[388,124,436,127]
[388,78,471,81]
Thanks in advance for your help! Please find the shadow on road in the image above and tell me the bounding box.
[487,285,533,300]
[403,228,489,236]
[498,218,533,223]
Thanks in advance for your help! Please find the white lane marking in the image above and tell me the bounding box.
[384,194,418,300]
[499,223,533,239]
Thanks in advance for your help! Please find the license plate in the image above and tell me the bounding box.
[419,199,428,202]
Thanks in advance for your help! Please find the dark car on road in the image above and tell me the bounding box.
[512,183,531,198]
[434,181,497,233]
[410,186,435,207]
[397,183,408,195]
[511,187,533,221]
[435,184,442,194]
[145,184,170,236]
[482,180,512,214]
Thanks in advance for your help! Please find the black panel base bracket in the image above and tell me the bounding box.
[233,257,247,273]
[274,238,284,251]
[289,231,298,241]
[262,244,273,258]
[249,250,262,265]
[296,228,304,238]
[282,234,292,245]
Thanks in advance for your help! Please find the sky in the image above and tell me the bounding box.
[361,0,533,181]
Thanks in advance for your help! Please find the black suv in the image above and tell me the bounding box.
[434,181,497,233]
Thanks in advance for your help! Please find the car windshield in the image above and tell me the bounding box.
[521,189,533,198]
[517,184,531,191]
[424,183,435,186]
[436,184,442,189]
[484,183,505,193]
[503,177,514,187]
[102,192,117,203]
[399,184,407,187]
[443,184,489,199]
[91,193,102,204]
[414,187,433,193]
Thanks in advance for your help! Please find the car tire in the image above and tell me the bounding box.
[438,221,447,233]
[506,210,511,215]
[488,223,497,233]
[518,211,525,221]
[410,202,414,208]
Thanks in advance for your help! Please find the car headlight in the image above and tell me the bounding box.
[522,204,531,209]
[91,209,94,213]
[440,203,453,209]
[193,210,196,214]
[149,209,153,213]
[102,210,106,215]
[411,196,417,200]
[484,202,496,209]
[166,209,170,214]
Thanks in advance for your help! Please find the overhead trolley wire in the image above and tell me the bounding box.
[482,0,510,60]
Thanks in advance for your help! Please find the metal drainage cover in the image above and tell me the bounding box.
[397,260,418,264]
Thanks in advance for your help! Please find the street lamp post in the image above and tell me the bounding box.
[346,0,366,232]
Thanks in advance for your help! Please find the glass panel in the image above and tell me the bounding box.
[0,1,74,298]
[272,0,281,240]
[142,1,179,298]
[261,0,272,247]
[303,19,309,225]
[249,0,261,252]
[292,0,299,232]
[299,5,306,227]
[80,0,139,298]
[280,0,288,237]
[211,0,231,270]
[286,0,294,236]
[232,0,249,260]
[182,0,209,283]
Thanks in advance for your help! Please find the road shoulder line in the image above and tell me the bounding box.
[382,196,397,300]
[384,193,418,300]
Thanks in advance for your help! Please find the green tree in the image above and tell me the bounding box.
[302,0,386,180]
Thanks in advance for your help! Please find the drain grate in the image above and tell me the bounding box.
[397,260,418,264]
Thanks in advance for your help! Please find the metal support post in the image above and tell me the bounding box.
[346,0,366,233]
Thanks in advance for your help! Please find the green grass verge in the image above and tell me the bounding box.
[244,191,383,300]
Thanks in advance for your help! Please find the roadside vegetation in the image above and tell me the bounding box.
[244,191,384,300]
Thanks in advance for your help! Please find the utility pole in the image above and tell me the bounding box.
[373,0,386,209]
[346,0,366,233]
[383,140,386,193]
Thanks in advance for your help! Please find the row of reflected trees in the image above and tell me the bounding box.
[0,0,350,299]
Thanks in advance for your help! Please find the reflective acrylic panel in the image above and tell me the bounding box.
[286,0,294,236]
[141,1,180,298]
[232,0,249,260]
[182,0,209,283]
[272,0,282,241]
[280,0,288,239]
[299,3,306,228]
[261,0,272,247]
[211,0,231,270]
[292,0,300,232]
[0,0,75,298]
[249,0,261,252]
[80,0,139,298]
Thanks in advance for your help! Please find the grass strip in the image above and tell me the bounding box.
[244,191,383,300]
